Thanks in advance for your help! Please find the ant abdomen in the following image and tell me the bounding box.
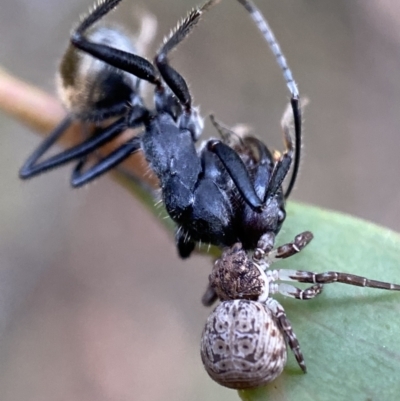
[58,26,139,121]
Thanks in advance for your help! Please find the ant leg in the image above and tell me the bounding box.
[236,0,301,199]
[266,297,307,373]
[209,114,277,207]
[20,117,126,178]
[206,139,263,210]
[175,227,196,259]
[262,103,295,201]
[71,136,142,187]
[154,0,219,139]
[209,114,244,147]
[19,116,72,179]
[155,0,218,109]
[71,0,161,87]
[19,106,146,178]
[245,136,275,201]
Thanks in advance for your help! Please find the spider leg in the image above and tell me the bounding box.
[71,135,142,187]
[269,231,313,261]
[201,283,218,307]
[254,231,313,263]
[19,116,72,179]
[280,269,400,291]
[266,297,306,373]
[269,282,323,300]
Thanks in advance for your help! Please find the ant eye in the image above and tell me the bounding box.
[278,209,286,222]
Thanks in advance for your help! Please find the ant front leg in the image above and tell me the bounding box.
[154,0,220,139]
[208,115,277,211]
[206,139,264,210]
[263,101,296,202]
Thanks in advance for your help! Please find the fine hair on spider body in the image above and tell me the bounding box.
[201,233,400,389]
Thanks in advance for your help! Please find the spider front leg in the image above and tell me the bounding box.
[253,231,313,263]
[281,268,400,291]
[269,281,323,301]
[255,231,323,300]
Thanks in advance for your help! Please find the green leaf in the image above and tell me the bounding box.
[118,172,400,399]
[239,202,400,401]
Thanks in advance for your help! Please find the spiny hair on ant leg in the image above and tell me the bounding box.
[200,233,400,389]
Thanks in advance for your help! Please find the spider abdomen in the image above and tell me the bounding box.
[200,299,287,389]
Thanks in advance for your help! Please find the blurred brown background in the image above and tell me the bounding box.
[1,0,400,400]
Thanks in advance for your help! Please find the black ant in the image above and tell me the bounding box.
[20,0,302,274]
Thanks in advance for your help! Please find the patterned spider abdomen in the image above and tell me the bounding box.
[200,299,287,389]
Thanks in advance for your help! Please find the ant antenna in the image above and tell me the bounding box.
[237,0,301,199]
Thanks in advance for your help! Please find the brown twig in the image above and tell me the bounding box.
[0,65,220,257]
